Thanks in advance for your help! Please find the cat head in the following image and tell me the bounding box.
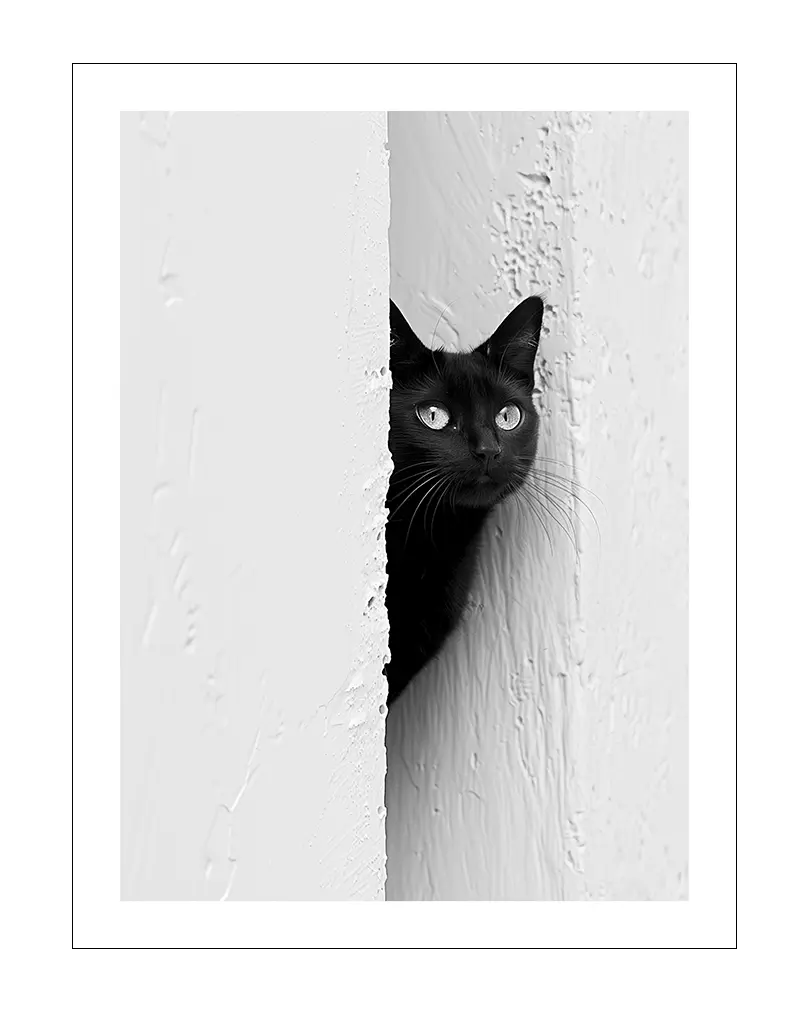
[389,296,544,509]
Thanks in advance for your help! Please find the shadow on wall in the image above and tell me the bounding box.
[384,433,587,901]
[383,110,688,901]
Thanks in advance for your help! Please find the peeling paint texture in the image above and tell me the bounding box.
[121,113,391,899]
[386,112,688,900]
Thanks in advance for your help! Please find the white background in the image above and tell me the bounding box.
[6,48,772,1005]
[73,63,731,947]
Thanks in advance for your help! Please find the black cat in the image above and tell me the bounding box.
[384,296,544,705]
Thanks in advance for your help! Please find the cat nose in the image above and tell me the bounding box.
[472,442,501,462]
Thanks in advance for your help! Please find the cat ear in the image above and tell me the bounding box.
[390,300,428,370]
[477,296,544,384]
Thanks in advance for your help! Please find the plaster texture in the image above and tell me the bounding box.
[121,112,391,899]
[386,112,688,900]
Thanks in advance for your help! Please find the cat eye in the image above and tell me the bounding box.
[416,403,450,430]
[495,404,522,430]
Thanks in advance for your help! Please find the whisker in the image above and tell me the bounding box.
[431,299,455,348]
[514,483,579,559]
[532,455,596,477]
[390,460,438,477]
[405,475,450,548]
[390,465,439,490]
[530,471,604,509]
[533,484,583,546]
[514,454,605,526]
[510,485,554,555]
[518,483,576,548]
[388,470,443,517]
[515,455,603,499]
[425,474,455,548]
[511,458,588,500]
[529,472,602,542]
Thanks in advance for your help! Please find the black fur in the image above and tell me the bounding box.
[384,296,543,704]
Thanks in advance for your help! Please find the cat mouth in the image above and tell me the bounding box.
[457,475,510,506]
[467,468,507,488]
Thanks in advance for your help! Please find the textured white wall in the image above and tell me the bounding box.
[121,112,390,899]
[386,112,688,900]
